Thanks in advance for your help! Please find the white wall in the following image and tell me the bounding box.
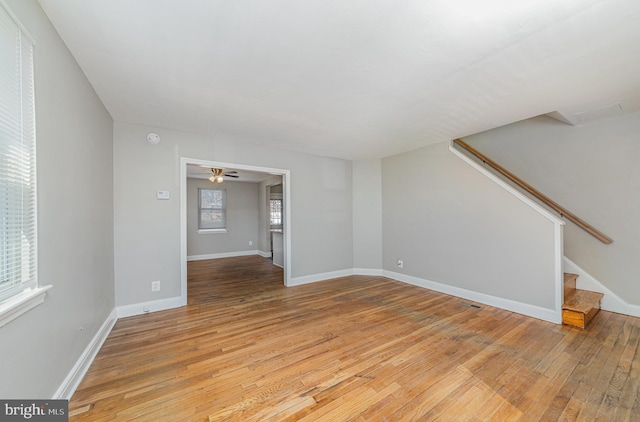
[0,0,114,398]
[187,178,259,257]
[114,122,352,307]
[464,112,640,304]
[352,159,383,270]
[382,141,560,314]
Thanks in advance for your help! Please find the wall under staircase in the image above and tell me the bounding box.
[462,112,640,316]
[382,141,564,323]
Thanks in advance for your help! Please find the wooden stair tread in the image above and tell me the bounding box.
[563,290,604,314]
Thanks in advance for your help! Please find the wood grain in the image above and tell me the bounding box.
[69,256,639,421]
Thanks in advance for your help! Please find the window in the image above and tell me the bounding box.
[0,3,47,327]
[270,199,282,226]
[1,4,37,302]
[198,188,226,232]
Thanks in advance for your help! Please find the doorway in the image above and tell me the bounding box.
[180,157,292,301]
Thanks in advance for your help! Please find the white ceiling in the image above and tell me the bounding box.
[38,0,640,160]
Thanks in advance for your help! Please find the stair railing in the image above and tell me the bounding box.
[452,138,613,245]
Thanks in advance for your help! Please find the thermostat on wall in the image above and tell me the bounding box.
[156,190,170,200]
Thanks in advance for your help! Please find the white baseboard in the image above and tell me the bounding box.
[563,256,640,317]
[257,250,272,258]
[187,250,262,261]
[286,268,562,323]
[382,270,561,324]
[54,308,118,400]
[288,269,354,287]
[116,295,187,319]
[353,268,383,276]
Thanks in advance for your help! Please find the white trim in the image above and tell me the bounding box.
[197,228,227,234]
[0,285,51,328]
[353,268,384,276]
[187,250,264,261]
[0,1,35,44]
[554,223,564,316]
[116,295,186,319]
[382,270,561,324]
[289,269,354,287]
[449,143,565,225]
[53,308,118,400]
[287,268,562,324]
[563,256,640,317]
[258,250,272,258]
[282,175,292,286]
[181,158,292,293]
[180,159,188,302]
[628,304,640,318]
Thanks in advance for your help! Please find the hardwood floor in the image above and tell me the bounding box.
[70,256,640,421]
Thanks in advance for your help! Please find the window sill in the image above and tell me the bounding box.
[0,285,52,328]
[198,229,227,234]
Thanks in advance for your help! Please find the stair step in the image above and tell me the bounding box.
[562,289,604,329]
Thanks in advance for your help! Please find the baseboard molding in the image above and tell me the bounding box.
[286,268,562,323]
[116,295,187,319]
[563,256,640,317]
[53,308,118,400]
[257,250,272,258]
[353,268,384,276]
[288,269,354,287]
[187,250,262,261]
[382,270,561,324]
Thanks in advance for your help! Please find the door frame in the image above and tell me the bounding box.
[180,157,292,300]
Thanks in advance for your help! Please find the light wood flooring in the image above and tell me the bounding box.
[69,256,640,421]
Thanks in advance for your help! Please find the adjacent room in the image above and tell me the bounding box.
[1,0,639,420]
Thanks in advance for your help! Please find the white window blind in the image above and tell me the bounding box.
[0,4,37,302]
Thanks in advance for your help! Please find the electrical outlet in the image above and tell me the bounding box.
[151,280,160,292]
[397,259,404,268]
[249,240,253,246]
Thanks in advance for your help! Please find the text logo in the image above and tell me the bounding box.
[1,400,67,421]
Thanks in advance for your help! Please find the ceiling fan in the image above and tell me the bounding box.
[208,168,238,183]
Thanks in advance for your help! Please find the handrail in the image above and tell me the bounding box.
[452,138,613,245]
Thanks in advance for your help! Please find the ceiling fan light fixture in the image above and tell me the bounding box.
[209,168,225,183]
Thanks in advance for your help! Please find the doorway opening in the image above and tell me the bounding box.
[180,157,292,302]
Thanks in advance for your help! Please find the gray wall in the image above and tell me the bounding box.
[464,113,640,304]
[0,0,114,398]
[382,141,558,310]
[352,159,383,270]
[114,121,352,307]
[187,178,259,257]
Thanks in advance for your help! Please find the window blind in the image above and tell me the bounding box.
[0,4,37,302]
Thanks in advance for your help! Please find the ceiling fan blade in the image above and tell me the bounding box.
[224,173,239,178]
[224,170,238,174]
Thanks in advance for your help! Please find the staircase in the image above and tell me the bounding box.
[562,273,604,329]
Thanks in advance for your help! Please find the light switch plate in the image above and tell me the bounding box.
[156,190,170,200]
